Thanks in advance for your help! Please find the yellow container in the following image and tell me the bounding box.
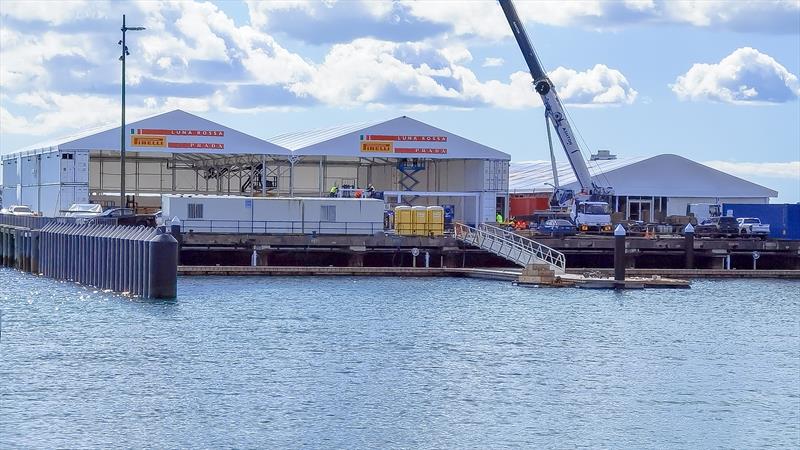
[394,206,413,235]
[426,206,444,236]
[411,206,428,236]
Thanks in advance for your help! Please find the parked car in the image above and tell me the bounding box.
[737,217,770,238]
[1,205,36,216]
[537,219,578,236]
[96,208,156,227]
[64,203,102,217]
[695,216,739,237]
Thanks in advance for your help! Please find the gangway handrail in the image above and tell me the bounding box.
[453,222,566,273]
[479,223,566,271]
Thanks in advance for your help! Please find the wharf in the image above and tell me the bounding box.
[177,265,694,288]
[178,265,519,280]
[566,268,800,279]
[179,232,800,270]
[178,265,800,288]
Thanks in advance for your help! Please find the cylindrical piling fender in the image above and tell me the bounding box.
[1,227,6,267]
[22,231,31,273]
[55,223,64,280]
[45,223,55,278]
[69,225,78,282]
[98,226,112,290]
[90,226,102,288]
[31,230,40,275]
[110,226,124,292]
[126,226,139,294]
[142,230,152,299]
[75,225,84,284]
[39,225,47,276]
[123,227,137,295]
[105,225,118,291]
[119,227,128,294]
[2,227,8,267]
[116,226,131,293]
[13,228,21,270]
[79,225,91,285]
[147,232,178,299]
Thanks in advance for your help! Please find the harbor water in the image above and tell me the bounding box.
[1,270,798,448]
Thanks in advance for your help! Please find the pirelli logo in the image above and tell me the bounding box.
[131,134,166,147]
[360,141,393,153]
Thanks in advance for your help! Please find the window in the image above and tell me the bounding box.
[188,203,203,219]
[321,205,336,222]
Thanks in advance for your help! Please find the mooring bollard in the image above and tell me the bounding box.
[614,224,626,288]
[148,232,178,299]
[684,223,695,270]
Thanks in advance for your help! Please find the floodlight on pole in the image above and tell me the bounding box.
[119,14,145,210]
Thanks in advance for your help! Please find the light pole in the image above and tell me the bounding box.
[119,14,145,209]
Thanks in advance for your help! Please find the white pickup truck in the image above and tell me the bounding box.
[737,217,770,238]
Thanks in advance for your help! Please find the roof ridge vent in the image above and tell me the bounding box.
[590,149,617,160]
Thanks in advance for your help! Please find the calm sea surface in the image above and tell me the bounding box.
[1,269,798,448]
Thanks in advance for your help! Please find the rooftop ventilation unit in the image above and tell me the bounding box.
[590,149,617,161]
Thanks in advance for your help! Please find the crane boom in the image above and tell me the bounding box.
[498,0,597,193]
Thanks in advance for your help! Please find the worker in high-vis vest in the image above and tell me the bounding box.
[329,185,338,197]
[496,212,503,223]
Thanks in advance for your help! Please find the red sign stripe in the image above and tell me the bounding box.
[168,142,225,149]
[366,134,447,142]
[139,129,225,136]
[395,148,448,154]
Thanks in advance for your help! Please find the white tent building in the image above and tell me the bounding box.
[2,110,511,223]
[510,154,777,221]
[270,116,510,224]
[1,110,289,216]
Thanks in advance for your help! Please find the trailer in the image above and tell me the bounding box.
[162,194,385,235]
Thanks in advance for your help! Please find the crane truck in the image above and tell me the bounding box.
[499,0,613,233]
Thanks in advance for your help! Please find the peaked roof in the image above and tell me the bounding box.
[511,154,777,198]
[510,156,646,192]
[7,110,290,156]
[270,116,510,160]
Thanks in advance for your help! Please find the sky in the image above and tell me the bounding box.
[1,0,799,202]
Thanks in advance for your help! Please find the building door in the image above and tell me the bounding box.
[628,199,652,222]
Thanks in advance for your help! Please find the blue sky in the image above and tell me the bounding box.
[1,0,798,201]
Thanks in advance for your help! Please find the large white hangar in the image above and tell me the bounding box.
[2,110,511,223]
[509,154,777,221]
[269,116,510,224]
[1,110,290,216]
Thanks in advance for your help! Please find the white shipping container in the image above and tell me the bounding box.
[75,151,89,183]
[60,151,75,183]
[2,157,20,187]
[20,155,41,186]
[40,151,61,184]
[162,194,384,235]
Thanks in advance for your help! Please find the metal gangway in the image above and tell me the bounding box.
[454,222,566,274]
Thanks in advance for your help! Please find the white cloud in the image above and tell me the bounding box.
[0,107,31,134]
[0,0,640,144]
[243,0,799,44]
[671,47,800,104]
[482,57,504,68]
[294,39,462,107]
[0,0,111,25]
[703,161,800,180]
[550,64,638,105]
[662,1,799,32]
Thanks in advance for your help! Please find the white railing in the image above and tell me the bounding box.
[454,222,566,274]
